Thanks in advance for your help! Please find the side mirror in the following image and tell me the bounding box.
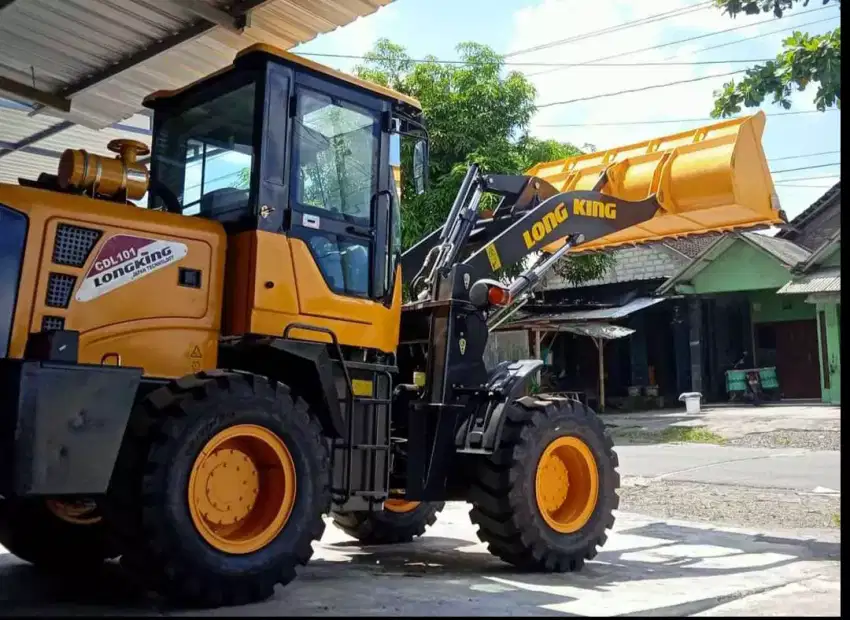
[413,139,428,195]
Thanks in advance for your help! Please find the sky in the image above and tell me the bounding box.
[291,0,841,222]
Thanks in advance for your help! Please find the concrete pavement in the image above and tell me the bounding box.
[616,443,841,493]
[602,404,841,439]
[0,502,840,616]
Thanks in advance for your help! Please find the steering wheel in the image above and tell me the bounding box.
[148,179,183,214]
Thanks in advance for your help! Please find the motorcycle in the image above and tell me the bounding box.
[728,352,764,406]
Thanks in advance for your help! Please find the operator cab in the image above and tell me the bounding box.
[143,43,428,303]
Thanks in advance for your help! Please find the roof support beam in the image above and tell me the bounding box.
[0,120,74,160]
[27,0,272,117]
[174,0,250,34]
[0,77,71,113]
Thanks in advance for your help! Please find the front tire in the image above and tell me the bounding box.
[331,500,444,544]
[468,395,619,571]
[107,371,330,607]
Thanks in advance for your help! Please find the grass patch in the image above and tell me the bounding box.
[832,513,840,527]
[612,425,726,445]
[659,426,726,444]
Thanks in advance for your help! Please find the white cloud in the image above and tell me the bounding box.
[507,0,783,150]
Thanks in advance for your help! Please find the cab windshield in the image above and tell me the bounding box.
[292,88,379,224]
[149,79,257,221]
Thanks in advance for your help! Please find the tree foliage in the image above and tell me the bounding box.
[711,0,841,117]
[354,39,615,285]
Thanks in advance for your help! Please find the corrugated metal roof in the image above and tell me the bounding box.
[0,150,59,185]
[0,100,151,184]
[777,268,841,295]
[741,231,811,267]
[0,0,395,129]
[510,297,666,327]
[551,323,635,340]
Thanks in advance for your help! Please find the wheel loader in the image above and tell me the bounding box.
[0,42,785,607]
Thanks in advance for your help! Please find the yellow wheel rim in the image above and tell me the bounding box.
[45,499,102,525]
[534,436,599,533]
[383,499,420,513]
[188,424,296,554]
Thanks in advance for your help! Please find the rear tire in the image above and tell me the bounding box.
[331,501,444,544]
[468,395,619,572]
[0,497,116,571]
[106,371,330,607]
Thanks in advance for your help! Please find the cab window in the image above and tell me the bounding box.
[149,80,257,223]
[290,87,381,297]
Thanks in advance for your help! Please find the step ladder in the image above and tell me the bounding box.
[282,323,394,511]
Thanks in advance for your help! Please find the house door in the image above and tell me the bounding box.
[774,319,821,399]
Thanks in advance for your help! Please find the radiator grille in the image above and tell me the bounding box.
[42,316,65,331]
[46,273,77,308]
[52,224,102,267]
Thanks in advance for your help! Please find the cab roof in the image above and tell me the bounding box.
[144,42,422,111]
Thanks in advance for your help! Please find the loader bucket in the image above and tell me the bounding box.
[526,112,785,253]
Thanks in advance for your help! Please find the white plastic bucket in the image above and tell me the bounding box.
[678,392,702,414]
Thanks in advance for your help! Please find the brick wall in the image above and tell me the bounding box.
[542,244,690,290]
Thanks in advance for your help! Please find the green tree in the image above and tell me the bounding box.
[711,0,841,117]
[354,39,614,285]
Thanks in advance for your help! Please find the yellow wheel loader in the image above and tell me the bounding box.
[0,43,784,607]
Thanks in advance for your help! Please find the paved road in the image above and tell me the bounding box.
[603,404,841,438]
[616,444,841,493]
[0,503,840,616]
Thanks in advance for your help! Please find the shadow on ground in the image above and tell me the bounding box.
[0,519,839,616]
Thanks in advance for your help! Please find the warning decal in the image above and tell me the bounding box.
[75,234,188,302]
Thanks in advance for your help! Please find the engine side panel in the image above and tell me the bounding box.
[1,185,226,379]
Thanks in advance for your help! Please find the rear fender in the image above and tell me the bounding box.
[0,358,142,497]
[456,359,542,453]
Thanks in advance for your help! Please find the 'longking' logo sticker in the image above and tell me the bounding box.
[75,234,188,302]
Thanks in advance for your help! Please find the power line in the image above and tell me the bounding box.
[527,3,837,78]
[505,1,712,58]
[661,14,839,60]
[770,162,841,174]
[771,174,841,182]
[537,69,747,109]
[537,109,839,127]
[297,51,775,68]
[536,12,840,109]
[771,150,841,161]
[295,4,838,77]
[774,183,840,188]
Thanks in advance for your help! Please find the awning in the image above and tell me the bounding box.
[506,297,665,329]
[777,268,841,295]
[550,323,635,340]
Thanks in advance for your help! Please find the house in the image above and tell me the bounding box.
[776,184,841,404]
[656,182,840,404]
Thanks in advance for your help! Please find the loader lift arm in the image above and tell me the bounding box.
[397,111,786,500]
[404,110,786,311]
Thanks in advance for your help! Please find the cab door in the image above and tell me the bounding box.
[286,73,393,323]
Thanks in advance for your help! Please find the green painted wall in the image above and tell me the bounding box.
[750,290,816,323]
[691,240,794,294]
[816,302,841,405]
